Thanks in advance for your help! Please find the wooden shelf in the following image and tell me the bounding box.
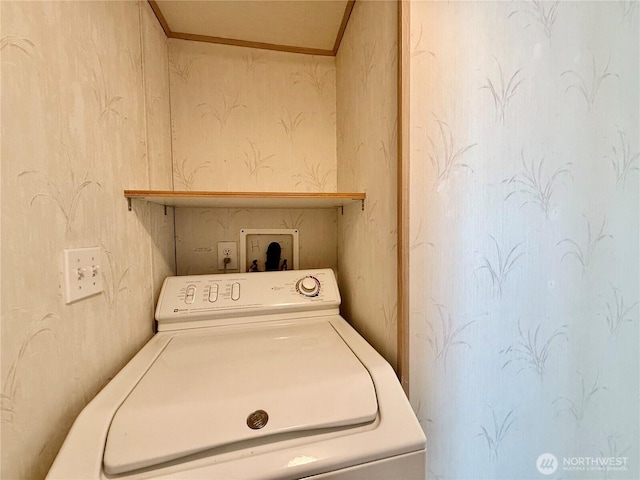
[124,190,366,211]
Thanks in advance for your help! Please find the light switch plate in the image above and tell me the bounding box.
[63,247,103,304]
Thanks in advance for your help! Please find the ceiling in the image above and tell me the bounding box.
[150,0,354,56]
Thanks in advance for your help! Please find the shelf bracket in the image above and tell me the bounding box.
[164,204,168,216]
[361,199,365,211]
[340,205,344,215]
[127,197,132,211]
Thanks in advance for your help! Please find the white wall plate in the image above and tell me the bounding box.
[63,247,103,304]
[240,229,299,273]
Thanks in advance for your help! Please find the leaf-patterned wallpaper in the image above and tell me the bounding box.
[168,39,339,274]
[168,39,337,192]
[175,208,337,275]
[409,1,638,479]
[1,2,174,479]
[337,0,398,368]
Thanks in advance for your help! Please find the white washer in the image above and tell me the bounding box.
[47,269,426,479]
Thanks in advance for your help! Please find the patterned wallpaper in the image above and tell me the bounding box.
[141,1,176,299]
[175,208,337,274]
[409,1,638,479]
[168,38,337,192]
[168,39,339,274]
[0,2,174,478]
[337,0,398,368]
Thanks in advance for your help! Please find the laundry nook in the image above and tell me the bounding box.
[2,1,637,479]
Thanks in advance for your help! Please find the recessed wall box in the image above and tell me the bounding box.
[240,229,299,273]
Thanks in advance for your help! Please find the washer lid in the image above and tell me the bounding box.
[103,321,378,475]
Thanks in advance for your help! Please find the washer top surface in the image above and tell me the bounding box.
[103,320,378,475]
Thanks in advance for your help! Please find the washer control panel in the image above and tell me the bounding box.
[156,269,340,327]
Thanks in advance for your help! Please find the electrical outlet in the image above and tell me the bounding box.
[217,241,237,271]
[63,247,103,304]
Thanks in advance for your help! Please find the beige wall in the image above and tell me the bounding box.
[1,3,401,477]
[175,208,337,275]
[408,1,638,478]
[168,39,337,192]
[141,2,176,299]
[336,0,398,367]
[0,2,174,478]
[168,39,339,274]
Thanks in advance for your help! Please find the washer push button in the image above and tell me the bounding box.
[231,282,241,301]
[208,284,219,303]
[184,285,196,304]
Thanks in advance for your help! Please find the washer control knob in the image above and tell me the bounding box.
[296,276,320,297]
